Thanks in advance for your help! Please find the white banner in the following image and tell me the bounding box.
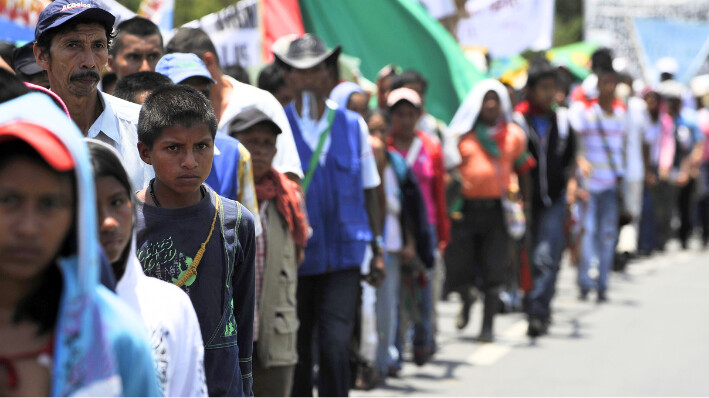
[418,0,457,20]
[456,0,554,57]
[182,0,261,68]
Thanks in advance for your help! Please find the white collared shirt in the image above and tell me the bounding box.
[217,75,304,179]
[88,91,154,190]
[292,101,381,189]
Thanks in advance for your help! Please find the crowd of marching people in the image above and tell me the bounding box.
[1,0,709,396]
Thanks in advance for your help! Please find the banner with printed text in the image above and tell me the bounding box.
[456,0,554,57]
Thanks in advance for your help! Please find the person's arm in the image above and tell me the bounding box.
[0,57,13,73]
[233,206,256,396]
[575,131,593,179]
[267,93,304,180]
[564,129,579,205]
[371,136,388,234]
[237,143,263,237]
[364,188,385,287]
[432,142,450,252]
[359,118,385,286]
[642,134,657,185]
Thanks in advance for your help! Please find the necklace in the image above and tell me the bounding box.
[149,179,206,208]
[149,178,161,207]
[0,336,53,390]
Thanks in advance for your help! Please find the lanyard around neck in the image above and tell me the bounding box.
[301,108,336,195]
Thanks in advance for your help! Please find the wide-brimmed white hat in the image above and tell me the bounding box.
[274,33,341,70]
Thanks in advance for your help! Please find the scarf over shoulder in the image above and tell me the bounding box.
[255,168,309,247]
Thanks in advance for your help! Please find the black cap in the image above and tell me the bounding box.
[12,42,43,76]
[228,108,282,136]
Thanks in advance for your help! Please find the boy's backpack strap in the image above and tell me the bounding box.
[233,202,243,265]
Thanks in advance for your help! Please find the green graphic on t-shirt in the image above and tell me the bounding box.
[225,299,236,337]
[138,237,196,287]
[172,254,197,287]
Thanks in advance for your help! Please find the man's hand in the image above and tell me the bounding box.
[399,240,416,264]
[577,156,593,179]
[645,170,658,186]
[365,251,386,287]
[0,57,13,74]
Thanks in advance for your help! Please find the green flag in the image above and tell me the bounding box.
[298,0,485,123]
[547,41,599,80]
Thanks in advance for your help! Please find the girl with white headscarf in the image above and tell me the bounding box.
[444,79,535,343]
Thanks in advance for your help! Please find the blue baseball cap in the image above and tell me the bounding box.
[35,0,116,43]
[156,53,216,85]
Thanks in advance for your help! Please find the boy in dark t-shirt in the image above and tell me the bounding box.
[134,85,256,397]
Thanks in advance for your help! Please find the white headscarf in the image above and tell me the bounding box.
[448,78,513,141]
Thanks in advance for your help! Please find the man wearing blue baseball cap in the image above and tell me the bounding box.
[33,0,153,191]
[156,52,216,99]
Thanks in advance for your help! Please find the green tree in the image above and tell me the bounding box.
[553,0,583,46]
[115,0,241,26]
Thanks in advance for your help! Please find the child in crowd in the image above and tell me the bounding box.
[156,52,262,237]
[366,108,434,378]
[112,71,174,105]
[134,85,256,397]
[386,87,449,363]
[228,108,308,397]
[87,139,208,396]
[0,93,160,396]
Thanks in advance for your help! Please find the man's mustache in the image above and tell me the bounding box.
[70,70,100,82]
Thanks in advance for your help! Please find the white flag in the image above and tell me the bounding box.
[456,0,555,57]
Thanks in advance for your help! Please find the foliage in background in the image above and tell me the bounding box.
[116,0,241,25]
[554,0,583,47]
[173,0,237,25]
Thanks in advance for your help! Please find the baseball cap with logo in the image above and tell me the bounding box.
[156,53,216,85]
[35,0,116,43]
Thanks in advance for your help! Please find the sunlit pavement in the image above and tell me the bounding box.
[352,239,709,397]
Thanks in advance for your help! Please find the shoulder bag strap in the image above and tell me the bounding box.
[405,136,423,167]
[594,107,621,178]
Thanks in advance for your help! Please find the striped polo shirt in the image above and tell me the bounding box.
[572,101,627,192]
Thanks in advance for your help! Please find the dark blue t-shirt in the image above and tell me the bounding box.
[135,185,255,396]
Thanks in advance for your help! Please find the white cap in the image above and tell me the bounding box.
[656,57,679,75]
[659,79,685,99]
[690,74,709,97]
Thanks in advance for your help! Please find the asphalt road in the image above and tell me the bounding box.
[352,239,709,397]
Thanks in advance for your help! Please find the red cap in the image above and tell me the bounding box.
[0,121,74,171]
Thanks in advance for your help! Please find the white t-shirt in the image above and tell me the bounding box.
[88,92,154,191]
[292,101,381,189]
[625,97,647,182]
[216,75,304,179]
[383,164,402,252]
[117,251,208,397]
